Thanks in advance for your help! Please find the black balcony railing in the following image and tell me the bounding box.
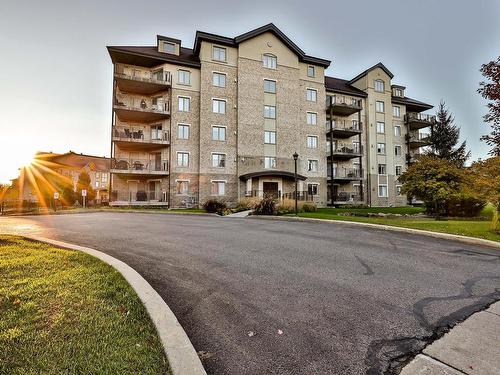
[325,120,362,133]
[111,158,169,174]
[328,168,362,179]
[332,192,362,203]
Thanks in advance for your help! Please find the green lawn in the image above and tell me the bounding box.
[298,207,500,242]
[0,236,170,374]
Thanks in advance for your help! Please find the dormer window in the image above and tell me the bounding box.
[374,79,385,92]
[393,88,404,97]
[263,54,277,69]
[164,42,176,54]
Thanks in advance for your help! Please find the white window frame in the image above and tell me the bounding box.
[177,123,190,140]
[212,46,227,62]
[211,125,226,141]
[264,156,277,169]
[376,121,385,134]
[178,96,190,112]
[306,88,317,102]
[263,79,277,94]
[307,135,318,149]
[376,100,385,113]
[377,143,386,155]
[263,54,277,69]
[306,111,317,125]
[395,165,403,176]
[211,180,226,196]
[212,98,226,114]
[396,184,403,196]
[164,41,176,54]
[394,145,402,157]
[176,179,189,195]
[378,163,387,175]
[378,184,388,198]
[394,125,402,137]
[393,105,401,118]
[264,131,276,144]
[307,66,315,78]
[374,79,385,92]
[264,105,276,119]
[211,153,226,168]
[212,71,227,87]
[178,69,191,85]
[177,152,190,167]
[308,159,319,173]
[307,183,319,196]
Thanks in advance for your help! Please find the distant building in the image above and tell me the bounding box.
[14,151,110,204]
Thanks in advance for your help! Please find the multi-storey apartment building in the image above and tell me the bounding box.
[107,24,434,208]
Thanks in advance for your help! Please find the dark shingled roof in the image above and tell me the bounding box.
[107,45,201,68]
[35,152,110,171]
[349,62,394,84]
[392,96,433,112]
[324,76,368,97]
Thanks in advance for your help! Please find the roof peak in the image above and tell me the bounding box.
[349,62,394,84]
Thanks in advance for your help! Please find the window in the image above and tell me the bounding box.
[95,181,99,188]
[306,112,317,125]
[151,124,163,140]
[164,42,176,54]
[307,66,315,78]
[176,180,189,195]
[377,143,386,154]
[177,152,189,167]
[212,153,226,168]
[378,163,387,174]
[393,105,401,117]
[102,174,108,183]
[308,159,318,172]
[211,181,226,196]
[264,105,276,119]
[178,96,190,112]
[177,124,189,139]
[178,70,190,85]
[264,79,276,93]
[213,72,226,87]
[395,145,402,156]
[307,136,318,149]
[308,183,319,196]
[212,46,226,62]
[396,185,402,196]
[212,99,226,114]
[396,165,403,176]
[376,121,385,134]
[375,79,385,92]
[212,126,226,141]
[376,101,385,113]
[264,156,276,169]
[393,88,403,97]
[353,141,361,153]
[263,54,277,69]
[378,185,388,197]
[306,88,317,102]
[264,131,276,144]
[394,125,402,136]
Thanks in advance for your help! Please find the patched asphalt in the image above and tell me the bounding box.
[1,212,499,374]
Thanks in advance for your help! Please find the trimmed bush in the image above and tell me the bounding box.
[277,198,317,214]
[236,197,261,211]
[203,199,227,214]
[253,196,277,215]
[302,202,317,212]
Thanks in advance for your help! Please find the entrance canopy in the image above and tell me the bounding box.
[239,170,307,181]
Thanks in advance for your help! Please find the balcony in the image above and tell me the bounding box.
[110,190,169,206]
[332,192,363,205]
[326,120,363,138]
[111,158,169,176]
[405,112,436,130]
[328,168,363,182]
[114,64,171,95]
[114,96,170,123]
[326,96,362,116]
[112,126,170,150]
[406,132,431,149]
[327,144,363,160]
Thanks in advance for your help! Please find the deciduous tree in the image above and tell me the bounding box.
[470,156,500,231]
[478,57,500,156]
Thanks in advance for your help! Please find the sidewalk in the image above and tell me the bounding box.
[400,301,500,374]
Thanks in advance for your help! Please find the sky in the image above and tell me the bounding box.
[0,0,499,183]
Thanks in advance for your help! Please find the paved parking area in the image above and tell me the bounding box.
[1,212,499,374]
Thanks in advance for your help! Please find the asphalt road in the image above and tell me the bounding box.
[1,212,499,374]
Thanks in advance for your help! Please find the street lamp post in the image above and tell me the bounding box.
[293,152,299,216]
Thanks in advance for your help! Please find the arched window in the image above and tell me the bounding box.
[263,54,277,69]
[374,79,385,92]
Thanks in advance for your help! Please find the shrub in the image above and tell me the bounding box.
[203,199,227,214]
[445,192,487,217]
[302,202,317,212]
[236,197,261,211]
[253,196,277,215]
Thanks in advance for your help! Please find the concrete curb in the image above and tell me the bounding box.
[24,235,207,375]
[247,215,500,249]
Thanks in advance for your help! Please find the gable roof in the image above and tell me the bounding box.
[349,62,394,84]
[324,76,368,97]
[107,45,201,68]
[193,23,331,67]
[35,151,110,171]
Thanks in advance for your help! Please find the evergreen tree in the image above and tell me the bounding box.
[427,101,470,166]
[478,57,500,156]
